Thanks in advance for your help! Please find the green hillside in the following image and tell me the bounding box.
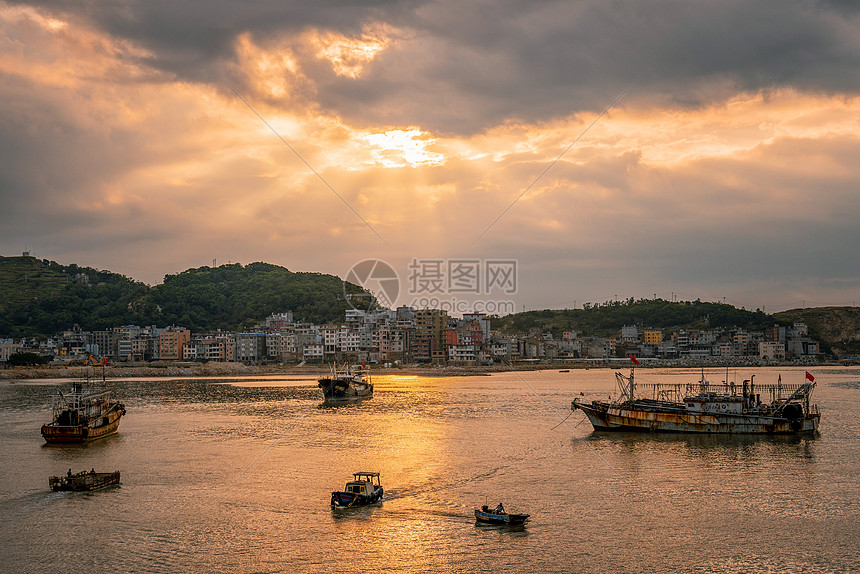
[492,298,860,358]
[3,256,857,357]
[0,256,367,337]
[0,257,152,337]
[774,306,860,357]
[491,298,779,338]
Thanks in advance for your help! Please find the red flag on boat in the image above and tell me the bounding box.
[805,371,815,382]
[631,356,640,365]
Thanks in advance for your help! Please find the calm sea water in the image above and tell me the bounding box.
[1,366,858,573]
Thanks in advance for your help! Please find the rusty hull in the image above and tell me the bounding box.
[41,408,124,444]
[573,400,819,434]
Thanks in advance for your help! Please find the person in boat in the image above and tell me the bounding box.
[495,503,505,514]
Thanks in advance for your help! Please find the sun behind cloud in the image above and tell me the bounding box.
[357,128,446,168]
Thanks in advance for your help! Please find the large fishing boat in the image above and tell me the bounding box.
[318,364,373,403]
[41,377,126,444]
[572,368,819,434]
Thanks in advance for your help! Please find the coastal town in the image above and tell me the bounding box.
[0,307,822,367]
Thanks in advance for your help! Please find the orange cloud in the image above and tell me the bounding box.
[3,3,859,311]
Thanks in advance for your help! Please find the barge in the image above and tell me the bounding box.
[50,470,121,491]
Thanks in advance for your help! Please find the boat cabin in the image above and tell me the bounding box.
[345,482,371,495]
[684,394,745,414]
[345,472,381,495]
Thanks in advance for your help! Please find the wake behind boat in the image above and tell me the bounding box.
[41,375,126,444]
[572,368,820,434]
[318,363,373,403]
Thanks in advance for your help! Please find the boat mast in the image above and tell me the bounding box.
[630,365,635,402]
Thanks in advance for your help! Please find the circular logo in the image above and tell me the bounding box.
[343,259,400,310]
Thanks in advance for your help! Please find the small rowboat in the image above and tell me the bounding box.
[475,505,529,525]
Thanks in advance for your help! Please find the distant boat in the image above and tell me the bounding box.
[331,472,384,508]
[559,369,570,373]
[41,376,126,444]
[572,369,820,434]
[318,364,373,403]
[475,504,529,525]
[49,470,120,491]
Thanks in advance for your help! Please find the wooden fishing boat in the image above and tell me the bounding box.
[475,504,529,525]
[49,470,120,491]
[330,472,383,508]
[41,376,126,444]
[318,364,373,404]
[573,368,820,434]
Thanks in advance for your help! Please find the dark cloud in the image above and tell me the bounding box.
[9,0,860,134]
[11,0,422,81]
[2,0,859,308]
[331,0,860,133]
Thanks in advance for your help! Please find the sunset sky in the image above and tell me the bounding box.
[2,1,859,314]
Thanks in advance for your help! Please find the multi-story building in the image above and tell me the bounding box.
[265,312,294,331]
[118,337,149,362]
[415,309,447,362]
[184,336,231,362]
[58,327,91,357]
[787,338,820,358]
[0,339,24,362]
[303,343,324,362]
[643,329,663,345]
[759,341,786,361]
[621,325,639,342]
[158,328,191,361]
[765,325,786,344]
[448,345,477,364]
[92,330,119,359]
[113,325,142,340]
[235,333,267,364]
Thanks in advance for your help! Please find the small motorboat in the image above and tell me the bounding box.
[331,472,384,508]
[475,504,529,525]
[49,469,120,491]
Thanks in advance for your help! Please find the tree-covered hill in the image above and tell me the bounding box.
[0,256,152,337]
[491,298,780,338]
[491,298,860,358]
[3,256,857,356]
[151,262,365,332]
[774,306,860,357]
[0,256,367,337]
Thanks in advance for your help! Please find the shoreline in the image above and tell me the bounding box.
[0,359,831,381]
[0,363,528,381]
